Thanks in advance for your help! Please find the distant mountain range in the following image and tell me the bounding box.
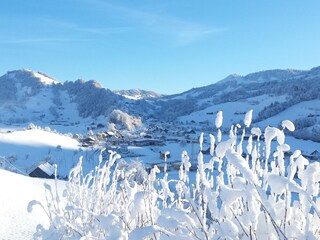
[0,67,320,141]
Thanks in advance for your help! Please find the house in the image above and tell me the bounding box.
[159,135,166,141]
[82,136,97,146]
[96,132,107,141]
[144,134,153,139]
[185,129,196,134]
[29,162,55,179]
[97,123,105,128]
[199,120,209,126]
[310,150,320,160]
[105,131,115,137]
[159,151,171,160]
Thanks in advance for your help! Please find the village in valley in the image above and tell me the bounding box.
[2,115,318,180]
[1,1,320,237]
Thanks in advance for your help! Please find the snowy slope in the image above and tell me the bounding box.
[257,99,320,127]
[0,128,79,149]
[0,169,66,240]
[0,129,83,177]
[178,94,288,127]
[30,71,58,85]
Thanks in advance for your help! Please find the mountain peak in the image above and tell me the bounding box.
[5,69,59,85]
[217,73,243,84]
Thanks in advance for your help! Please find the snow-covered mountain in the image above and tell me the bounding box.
[152,66,320,141]
[0,69,144,133]
[1,66,320,141]
[114,89,164,100]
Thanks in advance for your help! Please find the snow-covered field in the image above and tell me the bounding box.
[0,110,320,239]
[0,129,82,177]
[0,169,66,240]
[179,94,289,126]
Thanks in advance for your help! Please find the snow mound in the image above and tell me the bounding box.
[0,129,79,149]
[0,169,66,240]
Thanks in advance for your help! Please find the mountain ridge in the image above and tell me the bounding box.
[0,66,320,141]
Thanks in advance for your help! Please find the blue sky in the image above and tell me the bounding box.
[0,0,319,94]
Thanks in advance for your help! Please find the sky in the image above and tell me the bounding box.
[0,0,319,94]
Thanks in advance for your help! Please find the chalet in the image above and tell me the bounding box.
[144,134,153,139]
[107,131,116,135]
[107,134,121,145]
[29,162,55,179]
[199,120,209,126]
[159,151,171,160]
[97,123,105,128]
[185,129,196,134]
[310,150,320,160]
[96,132,107,141]
[82,136,97,146]
[159,135,166,141]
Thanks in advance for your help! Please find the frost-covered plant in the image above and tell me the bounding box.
[30,110,320,239]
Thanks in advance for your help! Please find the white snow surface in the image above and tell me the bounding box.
[32,71,58,85]
[257,100,320,127]
[178,95,288,127]
[0,129,79,149]
[0,129,82,177]
[0,169,66,240]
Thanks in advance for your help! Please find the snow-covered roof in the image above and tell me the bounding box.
[106,131,115,136]
[38,162,55,176]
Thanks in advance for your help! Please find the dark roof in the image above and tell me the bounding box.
[29,167,54,179]
[29,162,55,179]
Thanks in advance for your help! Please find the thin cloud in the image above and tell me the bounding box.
[75,26,130,35]
[145,17,227,46]
[0,37,90,44]
[42,18,130,35]
[83,0,227,45]
[0,17,129,45]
